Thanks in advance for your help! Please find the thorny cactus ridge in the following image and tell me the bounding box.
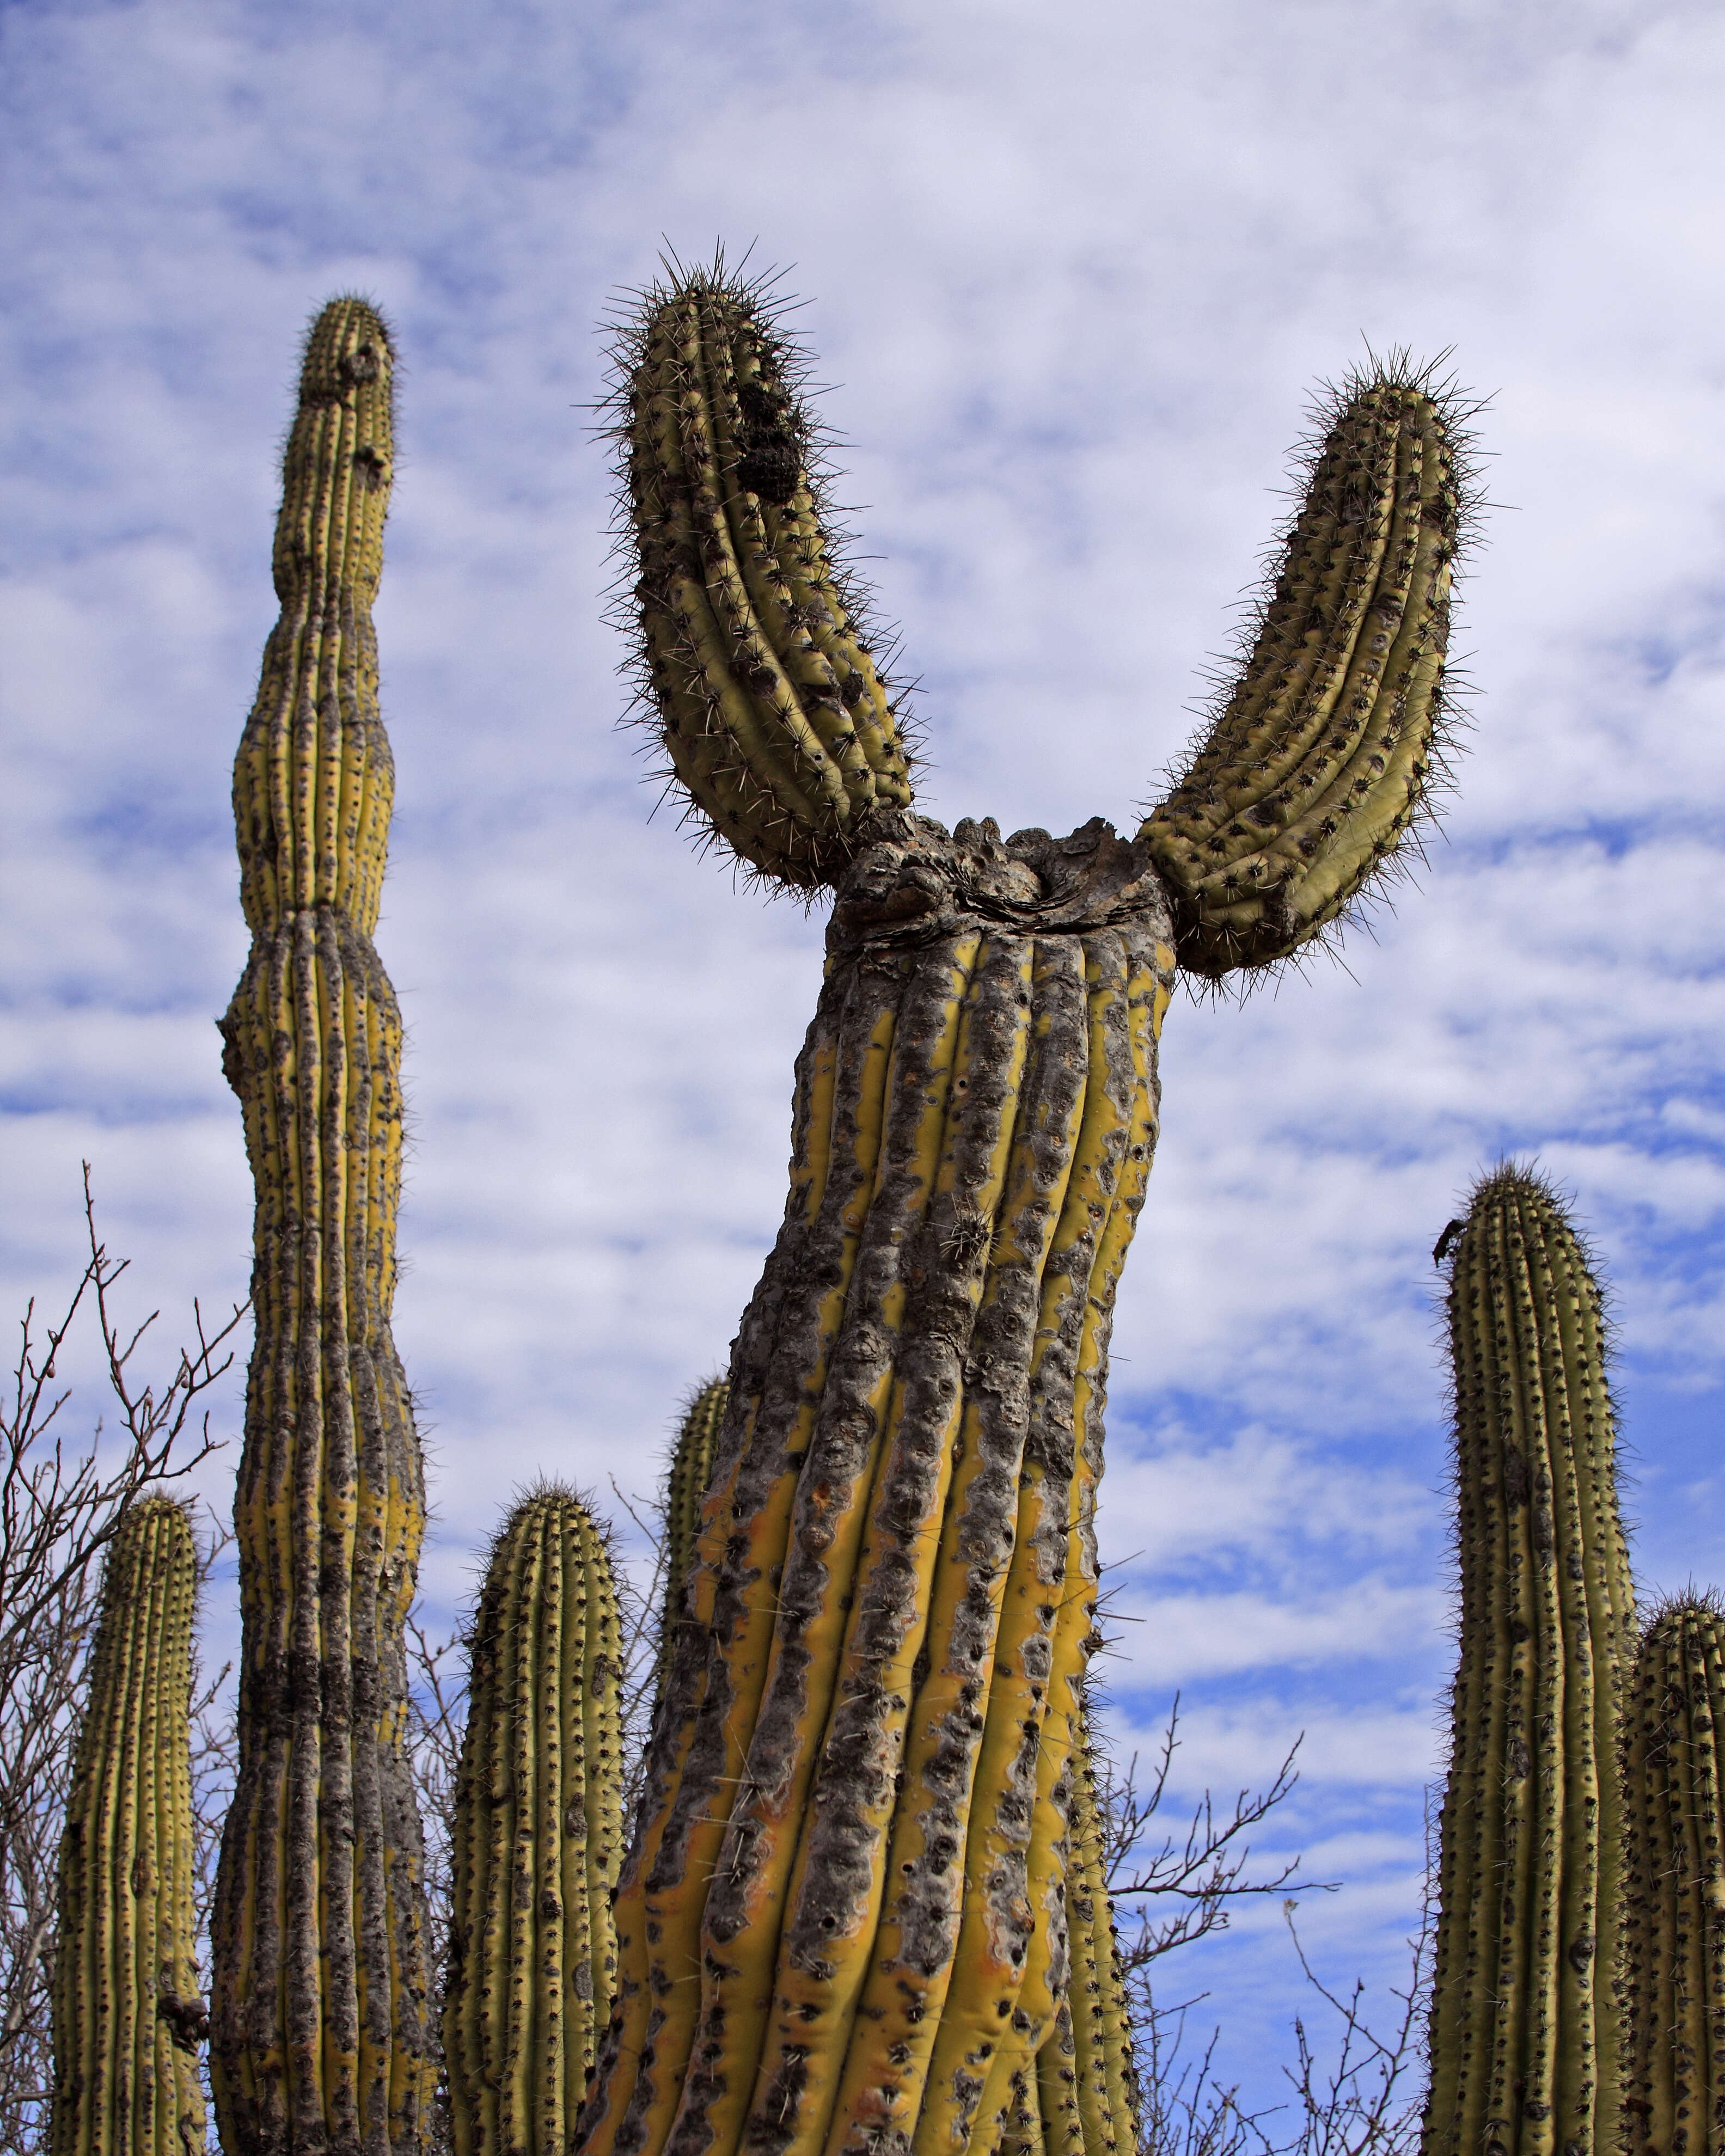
[1422,1166,1636,2156]
[579,258,1478,2156]
[211,296,436,2156]
[444,1487,626,2156]
[654,1378,727,1710]
[50,1498,206,2156]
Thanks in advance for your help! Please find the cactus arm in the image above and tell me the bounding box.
[1140,373,1467,978]
[1422,1169,1635,2156]
[51,1499,206,2156]
[211,298,434,2156]
[616,270,913,887]
[579,820,1173,2156]
[443,1491,623,2156]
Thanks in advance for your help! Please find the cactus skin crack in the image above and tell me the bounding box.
[579,259,1476,2156]
[50,1498,206,2156]
[210,298,435,2156]
[1622,1596,1725,2156]
[444,1488,625,2156]
[1421,1167,1635,2156]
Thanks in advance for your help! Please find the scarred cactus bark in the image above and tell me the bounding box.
[1422,1167,1635,2156]
[211,297,435,2155]
[50,1498,206,2156]
[444,1488,625,2155]
[579,262,1475,2156]
[1622,1595,1725,2156]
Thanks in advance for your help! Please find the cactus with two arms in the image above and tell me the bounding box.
[577,262,1473,2156]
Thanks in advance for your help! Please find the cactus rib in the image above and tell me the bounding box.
[50,1498,206,2156]
[210,297,435,2155]
[444,1487,625,2155]
[1141,362,1474,977]
[608,259,914,888]
[1421,1165,1635,2156]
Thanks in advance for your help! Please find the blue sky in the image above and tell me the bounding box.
[4,0,1724,2121]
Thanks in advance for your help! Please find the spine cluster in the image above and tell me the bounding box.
[1423,1168,1635,2156]
[444,1489,625,2155]
[51,1499,205,2156]
[210,297,434,2155]
[654,1377,727,1707]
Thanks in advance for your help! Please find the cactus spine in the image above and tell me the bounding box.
[444,1488,625,2155]
[655,1378,727,1704]
[50,1497,205,2156]
[1422,1167,1636,2156]
[1622,1596,1725,2156]
[579,264,1473,2156]
[211,298,435,2154]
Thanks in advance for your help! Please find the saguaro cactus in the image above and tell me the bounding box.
[1422,1167,1636,2156]
[51,1497,206,2156]
[654,1378,727,1705]
[583,261,1472,2156]
[1621,1595,1725,2156]
[444,1487,625,2155]
[211,298,435,2155]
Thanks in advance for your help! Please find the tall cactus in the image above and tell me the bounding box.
[1621,1595,1725,2156]
[50,1497,205,2156]
[1422,1166,1636,2156]
[211,298,435,2155]
[444,1487,625,2156]
[580,261,1474,2156]
[654,1378,727,1705]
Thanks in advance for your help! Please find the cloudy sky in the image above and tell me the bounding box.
[5,0,1723,2118]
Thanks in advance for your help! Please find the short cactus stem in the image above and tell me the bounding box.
[444,1487,625,2156]
[1421,1166,1635,2156]
[655,1378,727,1706]
[210,297,435,2155]
[1622,1596,1725,2156]
[50,1497,206,2156]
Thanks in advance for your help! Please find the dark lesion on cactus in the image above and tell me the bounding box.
[735,377,803,505]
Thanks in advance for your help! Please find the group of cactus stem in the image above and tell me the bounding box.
[38,272,1695,2156]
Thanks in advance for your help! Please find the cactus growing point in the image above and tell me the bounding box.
[50,1498,206,2156]
[210,298,435,2155]
[578,261,1476,2156]
[1423,1166,1636,2156]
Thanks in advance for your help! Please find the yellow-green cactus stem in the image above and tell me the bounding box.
[50,1498,206,2156]
[654,1379,727,1707]
[210,297,435,2156]
[1141,364,1471,978]
[444,1487,625,2156]
[580,267,1477,2156]
[1422,1167,1635,2156]
[610,260,915,887]
[1621,1595,1725,2156]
